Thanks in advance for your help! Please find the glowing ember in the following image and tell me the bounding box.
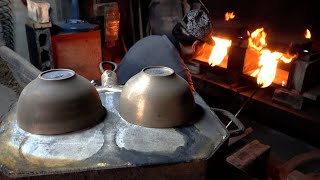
[225,12,235,21]
[305,29,311,39]
[208,37,232,67]
[247,28,296,88]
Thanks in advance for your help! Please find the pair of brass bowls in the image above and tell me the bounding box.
[17,66,195,135]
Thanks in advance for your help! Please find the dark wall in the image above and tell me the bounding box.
[202,0,319,44]
[138,0,320,48]
[203,0,318,29]
[79,0,320,51]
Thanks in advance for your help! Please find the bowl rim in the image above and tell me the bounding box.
[39,69,76,81]
[142,66,174,77]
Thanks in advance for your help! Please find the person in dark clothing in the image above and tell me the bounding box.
[116,9,214,92]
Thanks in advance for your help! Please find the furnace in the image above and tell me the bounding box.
[187,19,320,111]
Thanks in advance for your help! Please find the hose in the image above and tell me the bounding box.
[0,0,14,50]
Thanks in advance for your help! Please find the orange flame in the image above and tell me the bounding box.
[247,28,267,51]
[255,50,281,87]
[225,12,235,21]
[208,37,232,66]
[305,29,311,39]
[248,28,296,88]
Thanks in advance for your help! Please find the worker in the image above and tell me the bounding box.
[116,9,215,92]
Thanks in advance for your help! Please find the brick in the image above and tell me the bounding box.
[27,0,50,23]
[227,140,271,179]
[25,24,54,71]
[26,19,52,29]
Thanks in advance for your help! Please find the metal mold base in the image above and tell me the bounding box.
[0,92,229,179]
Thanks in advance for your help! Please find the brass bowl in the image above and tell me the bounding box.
[119,66,195,128]
[17,69,106,135]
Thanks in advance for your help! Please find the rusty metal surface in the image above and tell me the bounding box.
[0,91,229,179]
[51,30,102,81]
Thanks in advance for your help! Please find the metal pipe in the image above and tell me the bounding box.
[129,0,136,43]
[72,0,80,19]
[121,34,128,53]
[138,0,143,40]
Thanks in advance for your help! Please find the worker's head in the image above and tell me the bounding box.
[172,9,214,60]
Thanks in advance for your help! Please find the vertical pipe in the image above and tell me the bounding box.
[129,0,136,43]
[72,0,79,19]
[138,0,143,40]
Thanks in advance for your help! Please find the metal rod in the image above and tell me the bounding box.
[138,0,143,40]
[235,87,259,117]
[226,86,260,129]
[121,34,128,53]
[129,0,136,43]
[198,0,209,14]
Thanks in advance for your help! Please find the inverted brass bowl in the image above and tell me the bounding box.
[17,69,106,135]
[119,66,195,128]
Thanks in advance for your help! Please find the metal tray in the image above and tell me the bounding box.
[0,91,229,178]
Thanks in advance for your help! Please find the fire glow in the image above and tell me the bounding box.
[305,29,311,39]
[225,12,235,21]
[208,37,232,67]
[196,20,296,88]
[247,28,296,88]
